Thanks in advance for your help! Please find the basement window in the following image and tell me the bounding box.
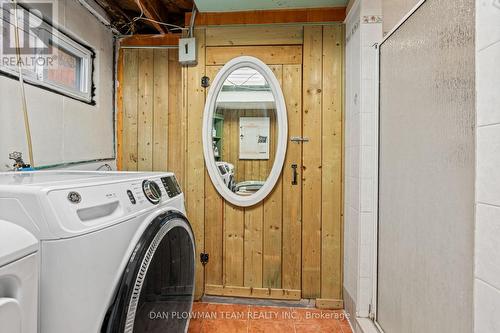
[0,4,94,103]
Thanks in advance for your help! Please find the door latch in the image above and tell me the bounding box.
[290,136,309,143]
[291,164,298,185]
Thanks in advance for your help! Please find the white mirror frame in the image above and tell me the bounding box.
[202,56,288,207]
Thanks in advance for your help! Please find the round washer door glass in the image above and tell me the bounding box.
[104,214,195,333]
[130,224,194,332]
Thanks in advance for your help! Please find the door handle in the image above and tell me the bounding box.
[290,136,309,143]
[291,164,298,185]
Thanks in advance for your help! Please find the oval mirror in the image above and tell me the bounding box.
[202,56,288,207]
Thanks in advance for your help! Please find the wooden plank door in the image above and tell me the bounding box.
[203,50,303,300]
[302,25,343,305]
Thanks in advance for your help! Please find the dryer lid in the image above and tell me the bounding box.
[0,221,38,267]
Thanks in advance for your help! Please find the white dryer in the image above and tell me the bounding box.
[0,221,38,333]
[0,171,195,333]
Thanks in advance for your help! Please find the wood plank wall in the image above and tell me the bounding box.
[220,108,276,183]
[120,48,185,184]
[118,24,344,306]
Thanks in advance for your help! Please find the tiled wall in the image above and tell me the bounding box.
[344,1,361,315]
[475,1,500,332]
[346,0,500,332]
[344,0,382,325]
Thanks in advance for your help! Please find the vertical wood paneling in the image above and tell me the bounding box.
[122,49,139,171]
[153,49,169,171]
[167,50,185,187]
[282,64,302,291]
[263,181,283,288]
[222,80,246,286]
[244,205,263,287]
[302,25,323,298]
[137,49,154,171]
[185,29,206,299]
[321,25,343,300]
[116,50,124,171]
[205,65,224,286]
[220,109,275,183]
[205,169,224,285]
[220,62,246,287]
[224,203,245,286]
[243,108,264,288]
[263,65,283,289]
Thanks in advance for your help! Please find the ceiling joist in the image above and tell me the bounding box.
[134,0,169,34]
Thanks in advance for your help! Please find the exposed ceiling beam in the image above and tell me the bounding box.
[134,0,169,34]
[94,0,134,30]
[161,0,192,13]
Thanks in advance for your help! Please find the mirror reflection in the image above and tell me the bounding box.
[212,67,277,196]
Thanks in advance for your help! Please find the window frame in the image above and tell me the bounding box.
[0,4,95,104]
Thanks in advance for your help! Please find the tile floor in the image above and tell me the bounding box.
[188,302,353,333]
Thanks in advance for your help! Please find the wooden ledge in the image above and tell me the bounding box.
[119,34,180,47]
[205,285,302,300]
[185,7,346,26]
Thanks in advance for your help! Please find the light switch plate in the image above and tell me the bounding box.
[178,37,197,65]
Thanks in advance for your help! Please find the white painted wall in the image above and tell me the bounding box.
[0,0,115,171]
[344,0,382,330]
[381,0,420,35]
[474,1,500,332]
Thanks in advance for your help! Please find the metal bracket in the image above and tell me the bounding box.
[290,136,309,143]
[201,76,210,88]
[200,252,209,265]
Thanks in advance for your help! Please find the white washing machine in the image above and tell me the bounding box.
[0,171,195,333]
[0,221,38,333]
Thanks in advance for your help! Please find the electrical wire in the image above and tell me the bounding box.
[12,0,35,167]
[121,1,188,35]
[188,3,197,38]
[96,163,112,171]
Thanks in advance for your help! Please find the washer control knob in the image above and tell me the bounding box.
[142,180,162,204]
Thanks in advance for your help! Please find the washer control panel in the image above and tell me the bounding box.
[126,190,136,204]
[46,173,185,234]
[125,175,181,207]
[161,176,182,198]
[142,180,162,204]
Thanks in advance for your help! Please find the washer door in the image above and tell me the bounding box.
[104,212,195,333]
